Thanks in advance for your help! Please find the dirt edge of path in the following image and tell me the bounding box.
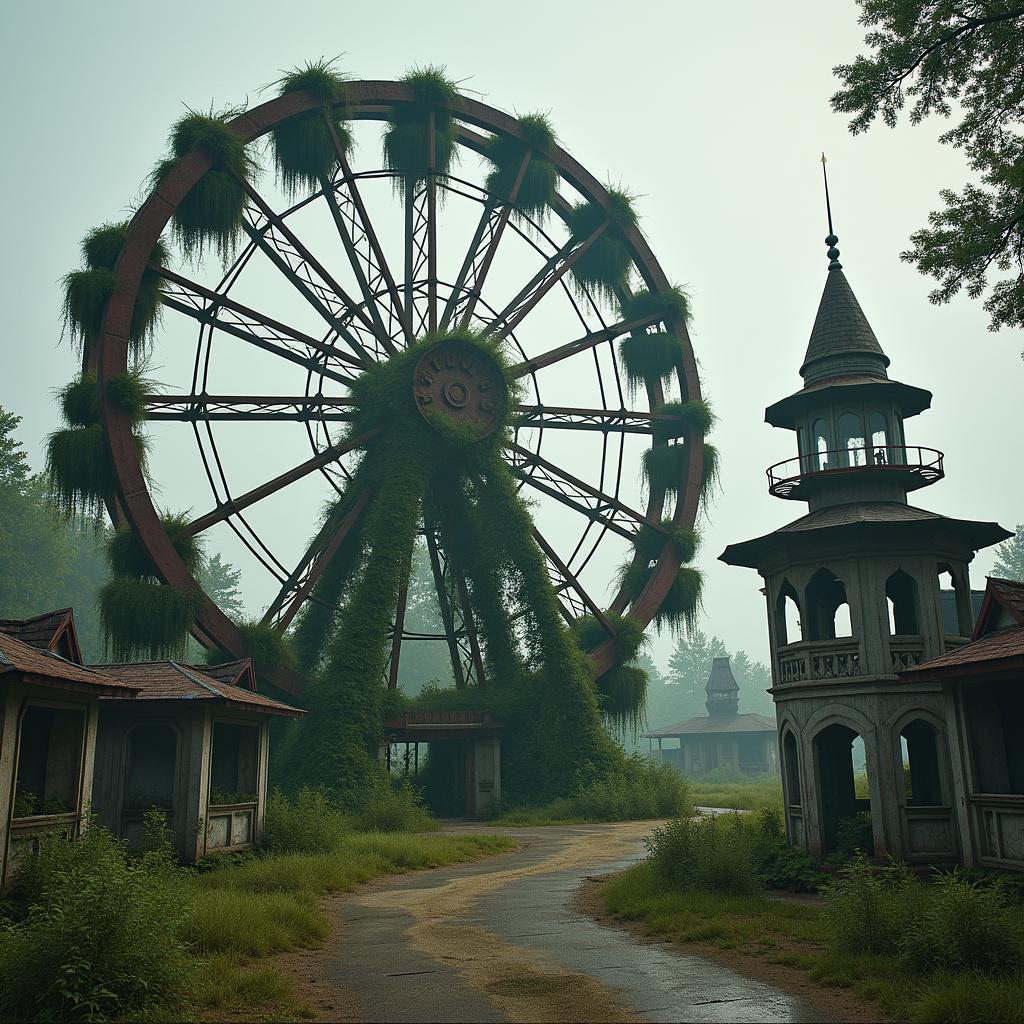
[574,872,895,1024]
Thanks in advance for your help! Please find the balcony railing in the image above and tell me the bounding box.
[767,445,944,499]
[777,638,862,683]
[889,636,926,672]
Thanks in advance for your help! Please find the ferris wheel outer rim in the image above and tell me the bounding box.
[94,80,705,693]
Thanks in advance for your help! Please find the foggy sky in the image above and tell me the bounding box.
[2,0,1021,674]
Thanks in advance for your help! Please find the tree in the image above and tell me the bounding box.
[832,2,1024,332]
[731,650,775,717]
[992,525,1024,580]
[200,553,244,619]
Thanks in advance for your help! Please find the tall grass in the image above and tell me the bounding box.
[685,772,784,810]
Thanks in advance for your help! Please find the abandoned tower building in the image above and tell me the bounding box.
[721,227,1015,866]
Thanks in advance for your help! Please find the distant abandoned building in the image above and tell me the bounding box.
[644,657,778,777]
[720,231,1010,862]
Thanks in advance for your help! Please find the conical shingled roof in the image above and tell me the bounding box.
[705,656,739,694]
[800,268,890,385]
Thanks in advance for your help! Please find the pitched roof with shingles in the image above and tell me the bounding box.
[91,660,303,716]
[190,658,256,692]
[800,269,890,385]
[720,502,1010,569]
[903,627,1024,678]
[0,631,134,695]
[983,577,1024,627]
[0,608,82,663]
[644,713,777,738]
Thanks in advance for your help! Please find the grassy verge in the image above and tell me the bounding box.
[601,860,1024,1022]
[184,831,517,1019]
[0,822,515,1023]
[685,774,783,811]
[495,754,691,825]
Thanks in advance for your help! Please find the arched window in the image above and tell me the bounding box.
[812,418,831,471]
[774,579,803,645]
[805,568,852,641]
[125,723,178,811]
[814,723,874,854]
[838,412,866,467]
[900,720,943,806]
[886,570,919,635]
[869,412,889,465]
[783,730,801,807]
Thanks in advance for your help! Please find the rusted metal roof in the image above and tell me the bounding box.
[644,712,777,738]
[0,608,82,664]
[0,631,134,695]
[92,660,303,716]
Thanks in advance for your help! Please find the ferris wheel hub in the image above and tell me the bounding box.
[412,340,507,441]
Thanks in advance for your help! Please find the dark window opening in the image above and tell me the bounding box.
[774,580,803,645]
[14,706,85,818]
[806,569,852,641]
[783,731,801,807]
[815,724,873,854]
[209,722,259,805]
[900,720,944,806]
[886,570,919,635]
[125,723,178,811]
[965,682,1024,795]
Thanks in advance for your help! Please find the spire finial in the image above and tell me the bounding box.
[821,152,842,271]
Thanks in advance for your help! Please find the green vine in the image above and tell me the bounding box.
[565,188,639,303]
[484,113,558,219]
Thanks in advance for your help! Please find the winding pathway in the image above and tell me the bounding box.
[300,822,824,1023]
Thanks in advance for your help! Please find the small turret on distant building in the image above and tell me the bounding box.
[644,657,779,777]
[720,190,1009,861]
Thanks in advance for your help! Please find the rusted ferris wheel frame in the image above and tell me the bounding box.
[94,80,705,696]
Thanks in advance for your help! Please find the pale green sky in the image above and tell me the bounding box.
[1,0,1020,674]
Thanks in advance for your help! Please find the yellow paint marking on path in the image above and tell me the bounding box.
[354,822,655,1023]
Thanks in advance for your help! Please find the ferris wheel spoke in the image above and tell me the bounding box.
[424,526,467,688]
[515,403,678,435]
[328,127,409,343]
[181,427,383,538]
[272,488,373,633]
[506,441,667,540]
[156,265,365,379]
[384,544,414,690]
[439,151,532,333]
[508,315,660,379]
[146,394,359,422]
[531,527,615,633]
[482,222,608,342]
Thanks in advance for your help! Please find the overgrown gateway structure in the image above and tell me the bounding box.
[721,229,1009,861]
[47,65,717,808]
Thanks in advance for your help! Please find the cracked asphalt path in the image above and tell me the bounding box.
[308,822,823,1023]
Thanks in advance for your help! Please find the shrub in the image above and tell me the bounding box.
[821,856,920,955]
[899,870,1024,976]
[619,331,680,396]
[834,810,874,856]
[632,522,699,566]
[565,188,639,303]
[98,577,204,660]
[262,787,350,854]
[0,826,189,1021]
[646,812,762,894]
[595,663,648,733]
[570,610,646,662]
[106,512,201,579]
[651,399,715,442]
[642,443,687,493]
[354,778,435,833]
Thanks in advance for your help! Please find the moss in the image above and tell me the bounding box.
[63,222,168,359]
[208,620,297,676]
[702,443,721,508]
[154,109,256,261]
[642,443,687,492]
[46,424,148,519]
[105,371,153,422]
[99,578,204,660]
[272,60,352,198]
[106,513,201,580]
[571,611,646,664]
[484,113,558,219]
[596,663,648,733]
[619,285,692,327]
[617,561,704,634]
[59,374,101,428]
[565,188,639,304]
[651,398,715,443]
[382,66,459,195]
[619,331,679,396]
[632,521,700,564]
